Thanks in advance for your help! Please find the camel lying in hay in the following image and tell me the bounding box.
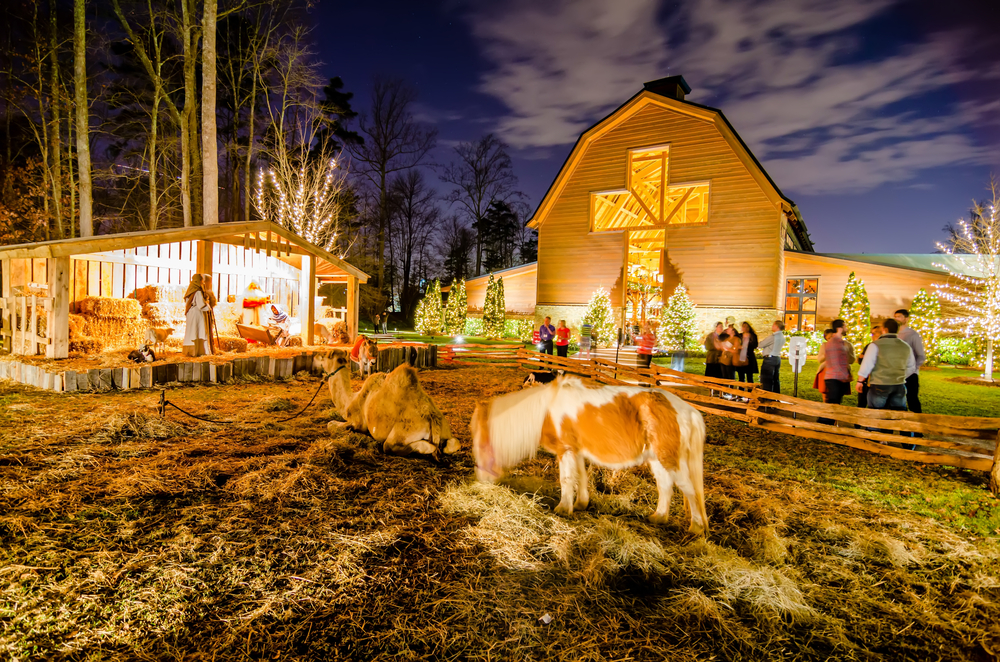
[315,350,460,460]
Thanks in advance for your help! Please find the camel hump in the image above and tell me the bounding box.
[390,364,420,386]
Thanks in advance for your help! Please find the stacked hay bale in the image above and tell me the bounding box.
[135,285,186,334]
[315,318,351,344]
[68,312,104,355]
[77,297,146,351]
[214,301,242,337]
[217,337,248,353]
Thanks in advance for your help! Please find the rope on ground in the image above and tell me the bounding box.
[157,366,343,426]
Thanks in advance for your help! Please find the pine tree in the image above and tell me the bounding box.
[582,287,616,348]
[444,279,468,335]
[909,288,941,366]
[414,280,443,335]
[658,283,698,351]
[482,274,506,339]
[838,272,871,355]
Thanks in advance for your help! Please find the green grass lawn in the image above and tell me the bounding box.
[655,355,1000,418]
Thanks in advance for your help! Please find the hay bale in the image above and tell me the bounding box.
[77,296,142,318]
[82,314,147,351]
[324,321,350,344]
[287,336,302,347]
[69,337,104,355]
[214,302,242,337]
[142,302,186,327]
[133,284,184,304]
[68,314,87,339]
[217,336,247,353]
[12,284,48,296]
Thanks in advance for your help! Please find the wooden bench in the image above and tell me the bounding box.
[236,323,278,346]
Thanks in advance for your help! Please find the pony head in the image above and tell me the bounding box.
[471,382,559,483]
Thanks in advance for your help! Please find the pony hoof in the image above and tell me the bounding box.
[688,523,707,537]
[648,513,670,526]
[443,438,461,455]
[573,500,589,511]
[554,504,573,518]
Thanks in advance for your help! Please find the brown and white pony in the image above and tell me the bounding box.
[471,377,709,535]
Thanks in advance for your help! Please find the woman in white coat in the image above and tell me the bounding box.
[183,274,217,357]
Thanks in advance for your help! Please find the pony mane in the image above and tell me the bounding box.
[487,383,555,469]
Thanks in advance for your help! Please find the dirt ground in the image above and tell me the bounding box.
[1,365,998,661]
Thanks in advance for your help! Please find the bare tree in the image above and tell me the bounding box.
[389,169,439,319]
[348,76,436,295]
[441,133,522,276]
[439,215,475,284]
[201,0,217,224]
[73,0,92,236]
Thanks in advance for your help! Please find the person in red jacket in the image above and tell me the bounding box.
[637,322,656,368]
[555,319,571,357]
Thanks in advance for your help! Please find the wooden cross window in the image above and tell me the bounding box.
[784,278,818,333]
[591,146,710,232]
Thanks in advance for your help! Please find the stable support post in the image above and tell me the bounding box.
[299,255,316,345]
[195,240,214,275]
[347,275,359,341]
[47,256,70,359]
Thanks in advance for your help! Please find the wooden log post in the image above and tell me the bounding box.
[196,240,214,276]
[347,275,359,341]
[990,431,1000,496]
[46,256,70,359]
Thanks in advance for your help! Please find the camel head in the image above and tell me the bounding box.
[316,349,352,412]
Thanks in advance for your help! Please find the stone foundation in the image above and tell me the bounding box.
[693,307,782,337]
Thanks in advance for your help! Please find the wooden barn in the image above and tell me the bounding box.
[472,75,958,335]
[0,221,367,359]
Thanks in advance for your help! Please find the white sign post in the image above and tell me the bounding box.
[786,336,808,398]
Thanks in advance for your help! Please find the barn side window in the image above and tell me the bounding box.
[784,278,818,333]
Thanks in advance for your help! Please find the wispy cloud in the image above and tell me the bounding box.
[460,0,998,194]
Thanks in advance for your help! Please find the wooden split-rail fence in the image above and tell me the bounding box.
[373,343,437,372]
[439,343,523,367]
[516,349,1000,480]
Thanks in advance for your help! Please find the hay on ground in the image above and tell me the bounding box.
[68,337,104,355]
[90,412,187,444]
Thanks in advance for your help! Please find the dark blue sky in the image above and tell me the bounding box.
[310,0,1000,254]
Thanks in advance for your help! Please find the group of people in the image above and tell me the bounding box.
[535,317,574,358]
[704,310,926,418]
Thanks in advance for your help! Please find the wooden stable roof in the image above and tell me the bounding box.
[0,221,368,282]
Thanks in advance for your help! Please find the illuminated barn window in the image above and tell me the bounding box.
[592,146,710,232]
[784,278,818,332]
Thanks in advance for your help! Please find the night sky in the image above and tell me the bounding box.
[311,0,1000,254]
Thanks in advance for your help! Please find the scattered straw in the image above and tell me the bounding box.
[90,412,187,444]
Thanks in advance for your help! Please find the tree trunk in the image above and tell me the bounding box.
[149,88,160,229]
[49,0,64,239]
[986,337,995,383]
[73,0,92,237]
[201,0,218,224]
[475,219,482,276]
[180,0,198,226]
[244,66,257,224]
[377,170,387,292]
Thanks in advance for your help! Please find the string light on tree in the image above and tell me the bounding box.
[582,287,616,348]
[482,274,506,339]
[414,280,444,335]
[934,179,1000,381]
[838,271,871,355]
[658,283,698,351]
[444,279,468,335]
[908,288,942,365]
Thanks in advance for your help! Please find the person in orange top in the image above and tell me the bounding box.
[555,319,571,358]
[636,322,656,368]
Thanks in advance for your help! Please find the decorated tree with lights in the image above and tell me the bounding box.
[909,288,942,365]
[414,280,443,335]
[444,279,468,335]
[838,272,871,354]
[934,179,1000,386]
[482,274,506,339]
[582,287,616,348]
[658,283,699,351]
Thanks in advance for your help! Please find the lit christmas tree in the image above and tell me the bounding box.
[444,279,468,335]
[582,287,616,348]
[909,288,941,365]
[658,283,699,351]
[482,274,506,339]
[838,272,871,355]
[934,179,1000,383]
[414,280,443,335]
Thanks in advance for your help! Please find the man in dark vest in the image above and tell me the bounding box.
[855,318,915,412]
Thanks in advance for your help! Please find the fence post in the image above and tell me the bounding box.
[990,431,1000,496]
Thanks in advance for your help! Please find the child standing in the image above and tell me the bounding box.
[579,322,593,358]
[555,320,571,357]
